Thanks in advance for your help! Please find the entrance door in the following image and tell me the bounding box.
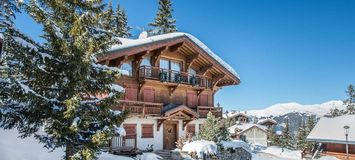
[163,121,178,150]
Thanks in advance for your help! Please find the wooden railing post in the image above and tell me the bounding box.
[142,103,146,117]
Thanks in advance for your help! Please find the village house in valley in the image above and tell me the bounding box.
[98,32,240,151]
[307,115,355,159]
[226,112,277,147]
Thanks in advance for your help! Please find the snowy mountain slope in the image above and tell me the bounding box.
[246,100,344,117]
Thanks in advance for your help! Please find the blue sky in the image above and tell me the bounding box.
[14,0,355,111]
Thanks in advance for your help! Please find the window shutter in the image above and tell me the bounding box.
[199,94,208,106]
[141,124,154,138]
[187,92,197,107]
[123,124,136,138]
[143,88,155,102]
[186,124,195,135]
[125,87,137,101]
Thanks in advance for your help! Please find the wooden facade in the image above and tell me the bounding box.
[321,143,355,160]
[99,34,240,150]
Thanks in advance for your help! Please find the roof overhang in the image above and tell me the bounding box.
[98,33,240,86]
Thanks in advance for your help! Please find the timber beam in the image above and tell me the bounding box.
[185,54,199,71]
[198,64,213,76]
[212,74,225,88]
[134,51,150,71]
[169,42,184,52]
[151,46,168,67]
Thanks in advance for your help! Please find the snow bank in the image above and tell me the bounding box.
[182,140,217,158]
[136,153,163,160]
[0,128,134,160]
[261,146,301,160]
[220,140,252,153]
[317,156,339,160]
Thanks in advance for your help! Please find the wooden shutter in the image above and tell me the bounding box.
[199,94,208,106]
[187,92,197,107]
[124,87,137,101]
[143,88,155,102]
[186,124,195,136]
[141,124,154,138]
[123,124,136,137]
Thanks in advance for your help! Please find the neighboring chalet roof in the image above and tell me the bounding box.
[307,115,355,145]
[99,32,240,86]
[225,112,249,119]
[257,118,277,125]
[228,123,268,134]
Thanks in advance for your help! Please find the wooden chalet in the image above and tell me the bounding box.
[98,32,240,151]
[307,115,355,159]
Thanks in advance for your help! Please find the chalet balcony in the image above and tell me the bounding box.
[138,66,212,89]
[115,100,163,117]
[197,106,223,118]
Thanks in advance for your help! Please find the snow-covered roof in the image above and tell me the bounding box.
[228,123,268,134]
[257,118,277,125]
[108,32,240,80]
[225,112,249,119]
[307,115,355,144]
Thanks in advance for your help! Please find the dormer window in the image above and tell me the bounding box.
[120,61,133,76]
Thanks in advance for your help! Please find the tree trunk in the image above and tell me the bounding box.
[65,142,74,160]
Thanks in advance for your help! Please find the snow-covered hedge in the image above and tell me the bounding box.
[181,140,217,158]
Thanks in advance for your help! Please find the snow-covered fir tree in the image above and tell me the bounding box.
[149,0,177,34]
[268,126,280,146]
[296,121,308,152]
[344,84,355,114]
[280,118,294,150]
[0,1,128,159]
[305,115,316,151]
[198,112,228,143]
[111,3,131,38]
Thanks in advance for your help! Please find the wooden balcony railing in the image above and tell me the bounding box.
[197,106,223,118]
[110,134,137,151]
[138,66,212,89]
[115,100,163,117]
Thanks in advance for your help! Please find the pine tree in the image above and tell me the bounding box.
[330,108,341,117]
[149,0,177,34]
[268,126,280,146]
[198,112,227,143]
[305,115,316,152]
[0,1,127,159]
[344,84,355,114]
[111,3,131,38]
[280,118,294,150]
[296,121,308,152]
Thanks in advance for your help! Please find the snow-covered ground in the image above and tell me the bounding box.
[0,128,155,160]
[228,100,345,117]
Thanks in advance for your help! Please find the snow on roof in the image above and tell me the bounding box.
[257,118,277,125]
[182,140,217,158]
[228,123,268,134]
[225,112,249,119]
[109,32,240,80]
[307,115,355,144]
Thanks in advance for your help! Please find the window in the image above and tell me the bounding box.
[159,58,182,82]
[140,56,151,67]
[141,124,154,138]
[120,62,133,76]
